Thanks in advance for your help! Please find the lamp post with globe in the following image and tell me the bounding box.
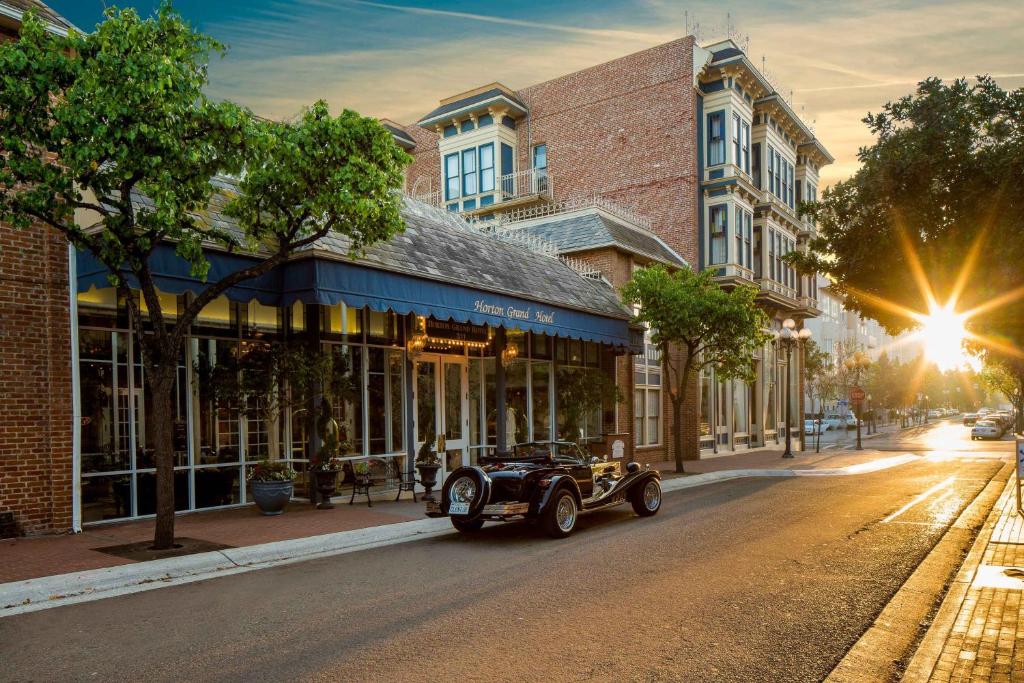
[777,318,812,458]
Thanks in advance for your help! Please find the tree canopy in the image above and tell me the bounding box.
[796,77,1024,338]
[0,4,409,547]
[622,265,770,470]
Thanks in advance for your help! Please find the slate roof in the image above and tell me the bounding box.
[512,211,687,268]
[381,122,416,150]
[307,199,632,320]
[0,0,75,33]
[417,87,528,126]
[126,179,631,321]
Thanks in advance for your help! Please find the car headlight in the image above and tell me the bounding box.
[450,476,477,504]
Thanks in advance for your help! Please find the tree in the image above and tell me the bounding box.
[791,77,1024,411]
[802,340,836,452]
[622,265,770,472]
[0,6,409,547]
[980,360,1024,432]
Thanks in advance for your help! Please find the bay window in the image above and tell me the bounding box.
[709,204,728,264]
[708,112,725,166]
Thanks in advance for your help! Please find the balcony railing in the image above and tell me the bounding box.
[797,295,819,311]
[500,167,552,202]
[710,263,755,281]
[758,279,798,300]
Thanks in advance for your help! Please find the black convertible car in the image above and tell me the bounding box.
[425,441,662,538]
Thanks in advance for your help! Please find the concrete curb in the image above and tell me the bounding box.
[825,461,1012,682]
[0,455,924,618]
[900,466,1017,682]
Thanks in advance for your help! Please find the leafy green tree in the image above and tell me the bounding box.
[791,77,1024,408]
[802,340,836,452]
[980,360,1024,432]
[622,265,770,472]
[0,6,408,547]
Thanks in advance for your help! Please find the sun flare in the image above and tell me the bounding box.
[916,304,969,371]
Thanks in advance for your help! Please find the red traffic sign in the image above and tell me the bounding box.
[850,387,866,402]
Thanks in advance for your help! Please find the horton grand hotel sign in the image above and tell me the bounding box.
[473,298,556,325]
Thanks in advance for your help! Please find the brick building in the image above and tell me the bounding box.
[399,35,832,464]
[0,1,77,535]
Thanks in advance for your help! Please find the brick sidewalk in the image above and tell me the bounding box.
[0,497,420,584]
[911,477,1024,682]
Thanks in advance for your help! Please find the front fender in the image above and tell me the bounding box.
[605,467,660,498]
[533,474,582,516]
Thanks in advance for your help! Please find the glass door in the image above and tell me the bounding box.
[441,358,468,479]
[414,355,469,483]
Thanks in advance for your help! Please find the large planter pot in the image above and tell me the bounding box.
[251,480,294,516]
[416,463,441,502]
[313,470,339,510]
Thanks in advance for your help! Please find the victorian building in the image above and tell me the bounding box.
[398,36,832,463]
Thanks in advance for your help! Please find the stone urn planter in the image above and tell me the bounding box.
[251,480,294,516]
[247,460,297,516]
[313,470,339,509]
[415,462,441,502]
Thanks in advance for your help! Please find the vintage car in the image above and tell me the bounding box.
[425,441,662,538]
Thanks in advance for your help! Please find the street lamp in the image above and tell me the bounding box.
[778,318,812,458]
[843,350,871,450]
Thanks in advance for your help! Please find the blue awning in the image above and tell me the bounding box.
[77,247,633,348]
[77,244,281,306]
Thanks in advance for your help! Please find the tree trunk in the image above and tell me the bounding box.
[672,395,685,474]
[149,371,177,550]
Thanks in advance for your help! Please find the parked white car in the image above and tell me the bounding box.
[971,420,1003,440]
[804,419,829,435]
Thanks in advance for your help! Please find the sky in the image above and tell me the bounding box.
[48,0,1024,187]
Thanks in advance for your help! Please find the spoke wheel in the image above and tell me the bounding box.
[631,478,662,517]
[542,489,577,538]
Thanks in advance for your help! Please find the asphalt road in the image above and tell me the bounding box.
[1,421,1012,683]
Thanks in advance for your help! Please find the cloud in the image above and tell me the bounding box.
[199,0,1023,187]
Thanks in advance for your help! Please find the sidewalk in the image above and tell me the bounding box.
[904,474,1024,682]
[2,445,918,589]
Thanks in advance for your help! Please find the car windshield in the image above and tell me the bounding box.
[507,441,586,462]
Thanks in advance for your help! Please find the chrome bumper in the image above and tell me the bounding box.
[482,502,529,516]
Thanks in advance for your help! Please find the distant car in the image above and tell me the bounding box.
[804,419,829,435]
[963,413,978,426]
[927,409,942,419]
[972,420,1003,440]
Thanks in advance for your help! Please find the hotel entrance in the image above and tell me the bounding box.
[413,354,469,483]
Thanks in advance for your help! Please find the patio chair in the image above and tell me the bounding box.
[349,458,383,508]
[395,464,418,503]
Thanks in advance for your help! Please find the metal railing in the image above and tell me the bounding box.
[483,194,654,232]
[758,279,798,300]
[499,167,552,202]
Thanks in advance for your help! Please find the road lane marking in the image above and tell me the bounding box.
[882,476,957,524]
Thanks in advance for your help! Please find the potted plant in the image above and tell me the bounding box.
[247,460,297,515]
[415,431,441,502]
[310,398,345,509]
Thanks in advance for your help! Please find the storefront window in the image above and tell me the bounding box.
[330,345,363,455]
[368,348,388,454]
[531,362,551,441]
[700,368,712,440]
[505,360,528,445]
[733,380,749,436]
[388,351,405,454]
[416,359,436,445]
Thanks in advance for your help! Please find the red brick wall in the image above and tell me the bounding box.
[515,37,699,266]
[0,220,73,535]
[403,124,441,199]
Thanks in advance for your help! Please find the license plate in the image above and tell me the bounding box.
[449,502,470,515]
